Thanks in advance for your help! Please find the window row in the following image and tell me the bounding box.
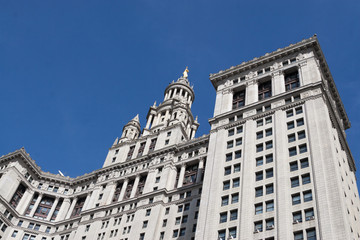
[218,227,237,239]
[288,130,306,142]
[257,116,272,127]
[290,158,309,171]
[291,174,311,188]
[254,218,275,232]
[221,193,239,206]
[255,184,274,197]
[256,141,273,152]
[289,144,307,157]
[227,137,242,148]
[255,200,274,214]
[223,178,240,190]
[219,209,238,223]
[255,168,274,181]
[287,118,304,130]
[224,163,241,175]
[286,106,303,117]
[228,126,243,136]
[293,208,315,223]
[256,154,274,166]
[256,128,272,139]
[292,190,313,205]
[225,150,242,161]
[294,228,317,240]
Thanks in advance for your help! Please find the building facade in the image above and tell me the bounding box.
[0,35,359,240]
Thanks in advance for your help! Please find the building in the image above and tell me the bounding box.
[0,35,359,240]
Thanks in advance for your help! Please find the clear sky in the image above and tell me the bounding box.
[1,1,359,187]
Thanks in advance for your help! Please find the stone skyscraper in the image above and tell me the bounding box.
[0,35,359,240]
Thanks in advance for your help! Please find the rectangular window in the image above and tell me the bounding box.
[300,158,309,168]
[127,146,135,159]
[257,131,263,139]
[266,168,273,178]
[265,117,272,124]
[230,210,238,221]
[299,144,307,154]
[286,110,294,117]
[256,171,263,181]
[295,107,303,115]
[228,129,234,136]
[290,161,298,171]
[288,133,296,143]
[233,164,241,173]
[291,177,300,188]
[219,212,227,223]
[306,228,316,240]
[256,144,263,152]
[184,203,190,211]
[285,70,300,91]
[218,230,226,240]
[266,141,273,149]
[287,121,295,130]
[226,153,232,162]
[298,130,306,140]
[221,196,229,206]
[297,118,304,126]
[231,193,239,204]
[305,208,315,221]
[266,154,273,163]
[303,191,313,202]
[294,231,304,240]
[302,174,311,184]
[235,138,242,146]
[289,147,297,157]
[292,193,301,205]
[266,184,274,194]
[257,119,263,127]
[172,230,178,238]
[233,90,246,109]
[266,200,274,212]
[255,187,263,197]
[293,211,302,223]
[256,157,263,166]
[223,181,230,190]
[265,128,272,136]
[254,221,263,232]
[255,203,263,215]
[232,178,240,188]
[227,141,233,149]
[258,81,272,100]
[266,218,274,230]
[237,126,243,134]
[224,167,231,175]
[235,150,242,159]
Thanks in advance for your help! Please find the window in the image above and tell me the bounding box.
[266,200,274,212]
[228,129,234,136]
[233,178,240,188]
[254,221,263,232]
[11,230,18,237]
[266,168,273,178]
[266,218,274,230]
[295,107,303,114]
[288,133,296,143]
[305,208,315,221]
[237,126,243,133]
[220,212,227,223]
[285,70,300,91]
[287,121,295,129]
[234,164,241,173]
[145,209,151,216]
[229,227,237,238]
[289,147,297,157]
[177,205,183,212]
[290,161,298,171]
[257,131,263,139]
[255,203,263,214]
[297,118,304,126]
[139,233,145,240]
[226,153,232,162]
[165,207,170,215]
[10,184,26,208]
[184,203,190,211]
[291,177,300,188]
[286,110,294,117]
[265,116,272,124]
[231,193,239,204]
[127,146,135,159]
[266,141,273,149]
[256,144,263,152]
[182,215,188,223]
[303,191,313,202]
[142,221,148,228]
[256,157,263,166]
[235,150,241,159]
[300,158,309,168]
[299,144,307,154]
[266,184,274,194]
[257,119,263,127]
[218,230,226,240]
[223,181,230,190]
[179,228,186,236]
[162,219,167,227]
[221,196,229,206]
[233,90,246,109]
[302,174,311,184]
[175,217,181,225]
[298,130,306,140]
[292,194,301,205]
[255,187,263,197]
[172,229,178,238]
[227,141,233,149]
[236,138,242,146]
[294,231,304,240]
[265,128,272,136]
[266,154,273,163]
[224,167,231,175]
[256,171,263,181]
[293,211,302,223]
[306,228,316,240]
[165,139,169,145]
[17,220,23,227]
[149,138,157,152]
[258,81,272,100]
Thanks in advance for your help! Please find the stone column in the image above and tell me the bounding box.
[177,164,186,188]
[65,197,78,219]
[82,192,92,211]
[106,182,117,205]
[164,110,170,124]
[164,92,169,100]
[245,80,258,105]
[196,158,205,183]
[190,127,196,139]
[143,169,157,194]
[0,169,21,201]
[29,193,43,217]
[118,178,129,201]
[272,70,285,95]
[130,175,140,198]
[16,188,34,215]
[46,197,60,221]
[56,198,71,221]
[168,89,173,99]
[145,114,154,129]
[179,88,183,96]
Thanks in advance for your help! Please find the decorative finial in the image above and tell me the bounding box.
[153,101,157,107]
[183,66,189,78]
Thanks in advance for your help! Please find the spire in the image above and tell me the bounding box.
[132,114,139,123]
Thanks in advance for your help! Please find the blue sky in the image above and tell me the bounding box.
[0,1,359,187]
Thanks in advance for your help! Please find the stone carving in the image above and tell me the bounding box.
[224,80,232,87]
[181,152,188,160]
[199,147,206,154]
